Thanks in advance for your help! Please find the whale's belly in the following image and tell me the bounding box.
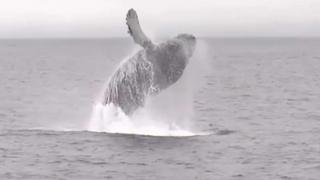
[104,42,188,115]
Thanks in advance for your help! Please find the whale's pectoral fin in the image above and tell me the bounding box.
[126,9,153,48]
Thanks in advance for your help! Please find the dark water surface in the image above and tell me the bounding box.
[1,38,320,179]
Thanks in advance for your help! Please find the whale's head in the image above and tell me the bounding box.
[175,33,196,58]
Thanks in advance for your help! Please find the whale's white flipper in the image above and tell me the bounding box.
[126,9,153,48]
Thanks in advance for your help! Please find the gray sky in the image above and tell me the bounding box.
[0,0,319,38]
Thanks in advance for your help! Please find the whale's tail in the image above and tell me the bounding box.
[126,9,154,49]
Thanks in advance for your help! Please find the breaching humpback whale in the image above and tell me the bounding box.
[103,9,196,115]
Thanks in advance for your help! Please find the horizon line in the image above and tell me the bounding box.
[1,36,320,40]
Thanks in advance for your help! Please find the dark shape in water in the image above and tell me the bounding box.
[103,9,196,115]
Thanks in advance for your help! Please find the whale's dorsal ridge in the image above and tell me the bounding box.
[126,9,154,48]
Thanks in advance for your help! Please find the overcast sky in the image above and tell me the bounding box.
[0,0,319,38]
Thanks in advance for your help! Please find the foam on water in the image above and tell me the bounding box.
[87,40,210,137]
[87,103,197,136]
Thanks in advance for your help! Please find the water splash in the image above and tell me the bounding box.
[87,103,196,136]
[87,40,210,137]
[88,71,198,136]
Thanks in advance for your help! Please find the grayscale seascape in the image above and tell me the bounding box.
[1,38,320,179]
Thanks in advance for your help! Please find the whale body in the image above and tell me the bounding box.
[103,9,196,115]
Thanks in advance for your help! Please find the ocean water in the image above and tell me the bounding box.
[1,38,320,179]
